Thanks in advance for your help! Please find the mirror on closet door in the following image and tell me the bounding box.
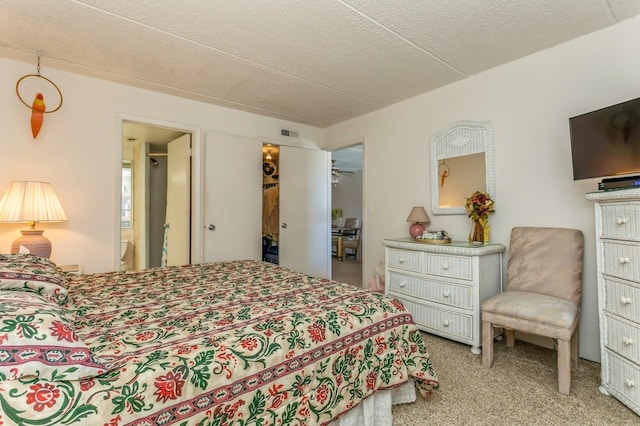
[431,121,495,215]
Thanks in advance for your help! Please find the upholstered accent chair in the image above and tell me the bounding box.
[481,227,584,395]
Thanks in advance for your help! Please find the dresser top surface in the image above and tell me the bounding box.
[586,187,640,202]
[383,238,505,255]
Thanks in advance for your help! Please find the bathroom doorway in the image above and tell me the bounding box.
[120,119,194,271]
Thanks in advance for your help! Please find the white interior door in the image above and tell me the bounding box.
[203,132,262,262]
[279,146,330,278]
[165,134,191,266]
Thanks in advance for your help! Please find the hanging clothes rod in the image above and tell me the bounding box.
[147,152,168,157]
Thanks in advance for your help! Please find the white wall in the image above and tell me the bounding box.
[0,58,323,273]
[324,16,640,362]
[331,170,363,222]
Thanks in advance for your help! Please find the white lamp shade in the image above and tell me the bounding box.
[0,181,68,223]
[0,181,67,258]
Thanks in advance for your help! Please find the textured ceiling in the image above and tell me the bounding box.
[1,1,639,128]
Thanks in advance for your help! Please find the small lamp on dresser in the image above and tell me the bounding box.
[0,181,68,258]
[406,206,430,238]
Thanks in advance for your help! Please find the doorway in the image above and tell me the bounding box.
[119,117,197,271]
[330,144,363,287]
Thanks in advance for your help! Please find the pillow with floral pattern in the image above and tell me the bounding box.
[0,290,110,382]
[0,253,70,306]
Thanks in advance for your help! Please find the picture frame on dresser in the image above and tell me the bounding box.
[382,238,505,354]
[586,188,640,416]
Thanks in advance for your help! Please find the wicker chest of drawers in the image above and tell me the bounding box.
[382,238,504,354]
[586,189,640,415]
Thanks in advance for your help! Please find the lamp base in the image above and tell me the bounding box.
[409,223,425,238]
[11,228,52,258]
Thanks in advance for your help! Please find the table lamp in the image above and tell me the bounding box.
[0,181,68,258]
[406,206,430,238]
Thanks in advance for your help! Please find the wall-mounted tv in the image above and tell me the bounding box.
[569,96,640,180]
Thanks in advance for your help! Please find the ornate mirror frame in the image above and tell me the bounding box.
[431,120,495,215]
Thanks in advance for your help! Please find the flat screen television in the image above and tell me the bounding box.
[569,96,640,180]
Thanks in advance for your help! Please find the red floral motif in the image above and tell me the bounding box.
[154,371,185,403]
[26,383,60,412]
[240,336,258,351]
[308,323,326,343]
[176,344,198,355]
[135,331,155,342]
[80,379,95,391]
[391,299,405,311]
[49,320,78,342]
[104,415,121,426]
[366,372,377,390]
[375,336,387,355]
[316,383,329,404]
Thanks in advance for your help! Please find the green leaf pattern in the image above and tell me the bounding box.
[1,260,438,425]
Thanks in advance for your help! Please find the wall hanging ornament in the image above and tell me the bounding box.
[15,53,63,139]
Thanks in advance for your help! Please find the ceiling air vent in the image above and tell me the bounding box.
[281,128,299,138]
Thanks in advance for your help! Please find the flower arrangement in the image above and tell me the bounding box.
[466,191,494,243]
[465,191,495,221]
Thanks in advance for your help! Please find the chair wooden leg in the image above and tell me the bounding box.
[558,339,571,395]
[505,329,516,347]
[482,321,494,368]
[570,330,579,371]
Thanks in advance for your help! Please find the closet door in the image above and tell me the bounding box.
[279,146,331,278]
[203,132,262,262]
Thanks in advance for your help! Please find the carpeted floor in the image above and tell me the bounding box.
[392,333,638,425]
[331,257,362,288]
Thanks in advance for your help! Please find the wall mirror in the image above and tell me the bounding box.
[431,121,495,215]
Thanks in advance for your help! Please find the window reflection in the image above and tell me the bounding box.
[121,162,132,228]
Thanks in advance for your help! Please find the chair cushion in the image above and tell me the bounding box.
[481,291,579,340]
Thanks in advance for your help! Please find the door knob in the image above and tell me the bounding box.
[207,224,216,231]
[281,223,287,229]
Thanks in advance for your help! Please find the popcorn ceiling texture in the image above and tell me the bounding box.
[1,1,639,127]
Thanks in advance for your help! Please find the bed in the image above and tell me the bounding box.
[0,254,439,425]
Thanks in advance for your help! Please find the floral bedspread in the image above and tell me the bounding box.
[1,260,438,425]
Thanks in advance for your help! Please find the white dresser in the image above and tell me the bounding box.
[382,238,504,354]
[586,189,640,415]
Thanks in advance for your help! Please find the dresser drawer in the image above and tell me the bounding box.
[603,241,640,282]
[423,253,472,280]
[605,314,640,364]
[604,350,640,411]
[387,248,421,273]
[604,277,640,323]
[601,203,640,241]
[388,271,472,310]
[400,298,473,341]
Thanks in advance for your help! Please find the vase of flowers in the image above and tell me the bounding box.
[465,191,495,243]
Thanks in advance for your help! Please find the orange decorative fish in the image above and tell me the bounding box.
[31,92,45,138]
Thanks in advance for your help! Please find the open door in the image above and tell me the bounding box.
[203,132,263,262]
[279,146,330,278]
[164,134,192,266]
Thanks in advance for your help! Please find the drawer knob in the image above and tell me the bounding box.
[398,257,405,264]
[399,281,406,288]
[617,217,629,225]
[624,378,635,388]
[618,257,630,265]
[623,337,634,346]
[443,319,450,327]
[621,296,632,305]
[441,263,449,270]
[443,290,450,298]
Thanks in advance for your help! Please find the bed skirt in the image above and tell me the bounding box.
[330,380,416,426]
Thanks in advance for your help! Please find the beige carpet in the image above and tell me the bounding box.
[392,333,638,425]
[331,257,363,288]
